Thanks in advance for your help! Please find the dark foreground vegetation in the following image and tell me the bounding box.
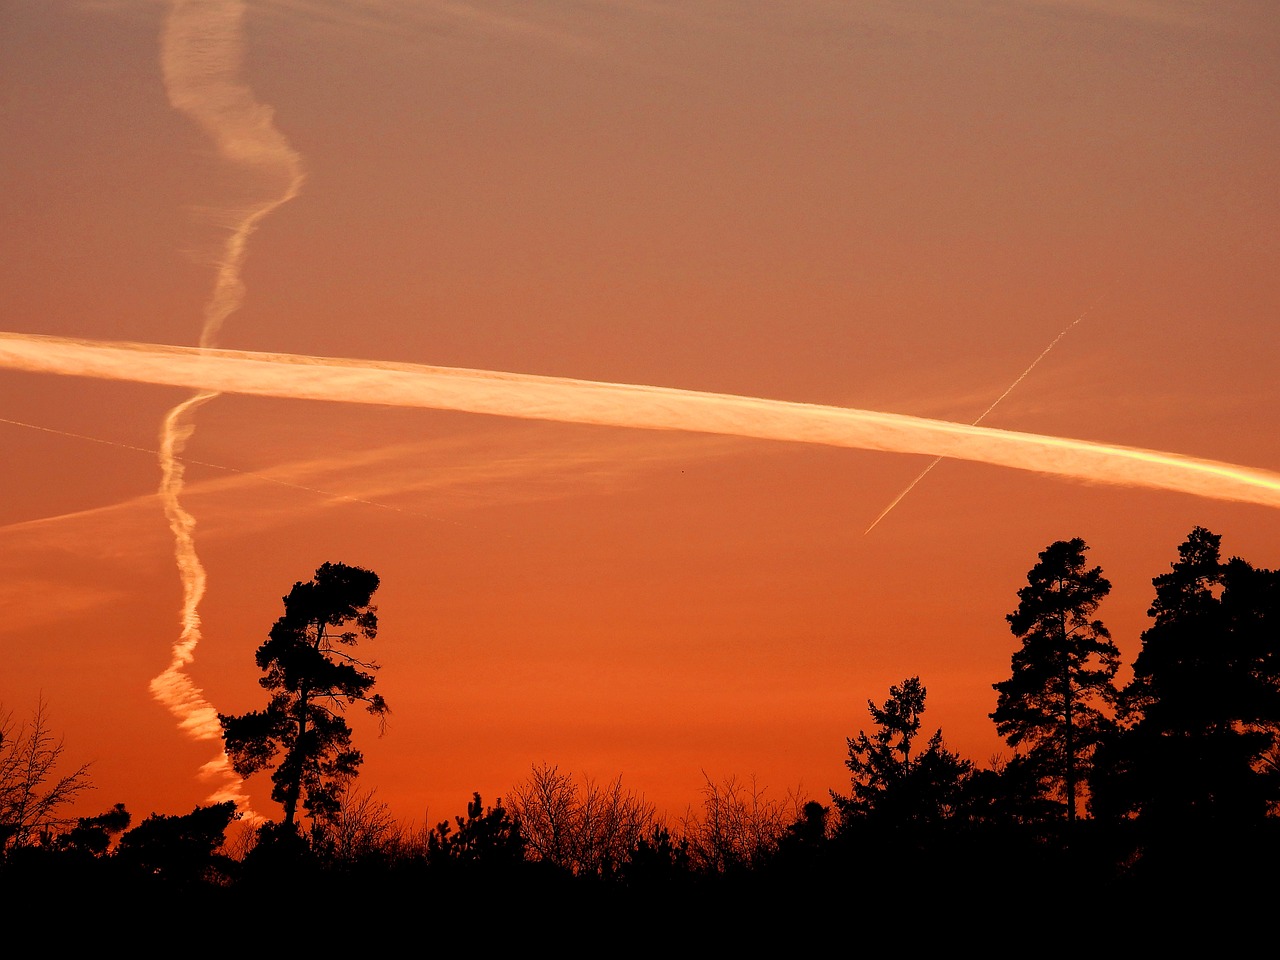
[3,528,1278,937]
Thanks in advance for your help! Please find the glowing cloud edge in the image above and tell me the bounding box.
[2,331,1278,510]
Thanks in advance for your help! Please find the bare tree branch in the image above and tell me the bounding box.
[0,698,94,850]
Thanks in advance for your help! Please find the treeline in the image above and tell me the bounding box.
[3,527,1279,923]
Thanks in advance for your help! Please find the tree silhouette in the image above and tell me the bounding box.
[1097,528,1280,831]
[991,538,1119,825]
[114,802,239,887]
[51,803,131,857]
[426,792,525,866]
[619,824,692,889]
[831,676,970,828]
[219,562,388,834]
[0,698,94,851]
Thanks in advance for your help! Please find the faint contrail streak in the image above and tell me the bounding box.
[3,332,1279,510]
[863,292,1108,535]
[0,414,446,521]
[157,0,304,814]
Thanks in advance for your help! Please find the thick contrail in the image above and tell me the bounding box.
[864,292,1107,535]
[157,0,304,814]
[4,332,1279,510]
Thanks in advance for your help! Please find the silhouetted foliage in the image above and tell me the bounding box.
[782,800,829,848]
[1094,528,1280,842]
[831,676,972,829]
[618,823,692,888]
[763,799,833,880]
[992,538,1120,825]
[219,561,388,833]
[114,802,239,886]
[960,753,1058,828]
[7,530,1280,921]
[426,792,525,865]
[236,817,317,889]
[49,802,131,857]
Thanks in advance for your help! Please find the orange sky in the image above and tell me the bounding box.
[2,0,1277,832]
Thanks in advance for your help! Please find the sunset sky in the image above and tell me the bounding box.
[2,0,1277,832]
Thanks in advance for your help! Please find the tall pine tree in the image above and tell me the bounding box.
[1103,527,1280,828]
[220,561,388,833]
[991,538,1120,825]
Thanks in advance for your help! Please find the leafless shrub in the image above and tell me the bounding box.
[0,699,94,850]
[681,772,805,873]
[506,763,657,877]
[313,782,407,863]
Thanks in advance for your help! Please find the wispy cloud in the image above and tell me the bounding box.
[256,0,606,53]
[0,423,736,632]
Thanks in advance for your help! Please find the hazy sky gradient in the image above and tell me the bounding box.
[1,0,1276,828]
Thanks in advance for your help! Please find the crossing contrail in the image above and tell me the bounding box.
[863,291,1109,535]
[155,0,305,815]
[3,331,1279,510]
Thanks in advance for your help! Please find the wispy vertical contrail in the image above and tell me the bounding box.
[863,292,1108,535]
[155,0,304,813]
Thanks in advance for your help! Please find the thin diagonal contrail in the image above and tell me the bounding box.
[863,291,1109,535]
